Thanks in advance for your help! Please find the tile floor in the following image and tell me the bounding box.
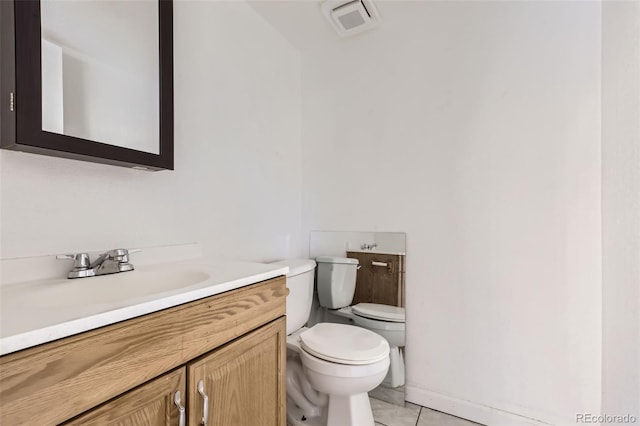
[370,396,483,426]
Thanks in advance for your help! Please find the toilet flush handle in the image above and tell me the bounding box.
[372,261,394,273]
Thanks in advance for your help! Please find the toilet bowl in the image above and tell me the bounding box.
[335,303,405,388]
[288,324,389,426]
[315,257,406,388]
[271,259,391,426]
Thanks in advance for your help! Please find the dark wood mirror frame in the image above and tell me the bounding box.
[0,0,173,171]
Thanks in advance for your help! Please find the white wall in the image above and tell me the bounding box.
[300,2,602,424]
[0,1,302,263]
[602,1,640,419]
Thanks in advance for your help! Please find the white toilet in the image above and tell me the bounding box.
[316,257,406,388]
[271,259,390,426]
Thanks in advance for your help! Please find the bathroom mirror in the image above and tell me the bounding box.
[309,230,407,406]
[0,0,173,170]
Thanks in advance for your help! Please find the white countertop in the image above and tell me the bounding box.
[0,259,288,356]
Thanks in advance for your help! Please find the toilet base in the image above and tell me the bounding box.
[287,394,376,426]
[287,398,325,426]
[382,347,405,388]
[326,393,375,426]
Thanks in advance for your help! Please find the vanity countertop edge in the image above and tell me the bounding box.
[0,260,289,356]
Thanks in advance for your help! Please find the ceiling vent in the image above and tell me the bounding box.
[321,0,381,38]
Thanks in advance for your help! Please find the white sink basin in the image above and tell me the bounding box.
[0,262,215,344]
[26,268,210,308]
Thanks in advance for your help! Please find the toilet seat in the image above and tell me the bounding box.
[299,346,390,378]
[352,303,405,323]
[351,313,405,333]
[300,323,389,365]
[302,346,389,365]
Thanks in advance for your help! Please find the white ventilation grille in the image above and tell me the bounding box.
[321,0,381,37]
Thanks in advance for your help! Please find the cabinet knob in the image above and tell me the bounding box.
[197,379,209,426]
[173,390,185,426]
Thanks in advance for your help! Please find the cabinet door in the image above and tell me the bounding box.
[63,368,186,426]
[188,317,286,426]
[347,251,406,307]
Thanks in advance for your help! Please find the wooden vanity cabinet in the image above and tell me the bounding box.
[0,277,287,426]
[63,318,285,426]
[346,251,406,307]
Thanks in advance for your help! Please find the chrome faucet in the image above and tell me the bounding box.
[57,248,137,279]
[361,243,378,251]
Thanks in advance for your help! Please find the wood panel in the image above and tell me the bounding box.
[347,252,405,307]
[63,368,186,426]
[0,277,287,426]
[187,318,286,426]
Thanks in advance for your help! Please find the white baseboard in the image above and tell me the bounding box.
[405,385,562,426]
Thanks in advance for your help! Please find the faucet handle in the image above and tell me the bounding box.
[107,248,141,261]
[56,253,90,269]
[107,249,129,260]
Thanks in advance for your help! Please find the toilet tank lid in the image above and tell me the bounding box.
[269,259,316,277]
[315,256,359,265]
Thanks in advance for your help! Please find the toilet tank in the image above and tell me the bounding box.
[316,257,359,309]
[270,259,316,335]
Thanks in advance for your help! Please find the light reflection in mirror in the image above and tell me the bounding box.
[40,0,159,154]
